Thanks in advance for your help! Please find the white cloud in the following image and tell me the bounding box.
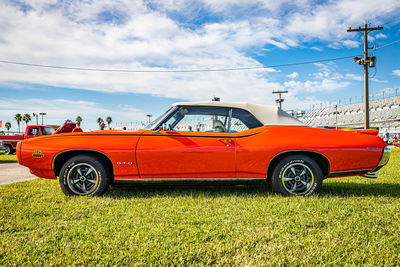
[0,0,398,115]
[370,78,388,83]
[285,0,399,41]
[0,0,309,115]
[287,72,299,79]
[312,63,344,81]
[393,70,400,76]
[375,33,387,39]
[284,79,350,93]
[345,73,362,81]
[342,40,360,48]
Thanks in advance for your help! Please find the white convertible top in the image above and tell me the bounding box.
[172,101,304,126]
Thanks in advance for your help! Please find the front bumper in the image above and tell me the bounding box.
[363,147,391,178]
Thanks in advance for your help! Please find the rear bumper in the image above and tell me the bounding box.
[362,147,391,178]
[372,147,391,172]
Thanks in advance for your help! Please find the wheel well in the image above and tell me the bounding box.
[53,150,114,179]
[267,151,330,180]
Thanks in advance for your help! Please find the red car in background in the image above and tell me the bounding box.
[0,122,76,155]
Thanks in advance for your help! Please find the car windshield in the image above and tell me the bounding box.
[41,127,55,135]
[143,107,174,130]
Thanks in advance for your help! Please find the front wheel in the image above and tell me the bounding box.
[59,155,111,196]
[3,145,13,155]
[271,155,323,196]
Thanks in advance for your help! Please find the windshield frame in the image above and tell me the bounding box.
[143,107,178,130]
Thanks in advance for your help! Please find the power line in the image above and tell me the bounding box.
[0,55,357,73]
[377,39,400,49]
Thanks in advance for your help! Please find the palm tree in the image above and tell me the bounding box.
[23,114,31,127]
[76,116,82,124]
[106,116,112,129]
[14,113,22,133]
[97,117,103,129]
[5,122,11,133]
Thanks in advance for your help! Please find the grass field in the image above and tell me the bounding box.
[0,154,17,163]
[1,148,400,265]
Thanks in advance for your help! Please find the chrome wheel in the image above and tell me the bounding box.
[4,145,11,155]
[281,163,314,195]
[66,163,99,195]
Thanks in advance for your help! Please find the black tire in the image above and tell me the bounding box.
[59,155,111,196]
[3,144,13,155]
[271,155,323,196]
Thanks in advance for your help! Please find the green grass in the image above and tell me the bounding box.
[0,154,17,163]
[1,148,400,265]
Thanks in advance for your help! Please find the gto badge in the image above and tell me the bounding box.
[32,150,44,158]
[117,162,133,165]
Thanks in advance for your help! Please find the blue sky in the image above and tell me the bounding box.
[0,0,400,131]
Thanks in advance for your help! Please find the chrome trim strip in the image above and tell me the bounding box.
[227,108,233,132]
[114,177,266,183]
[152,106,178,130]
[329,169,372,177]
[362,173,378,179]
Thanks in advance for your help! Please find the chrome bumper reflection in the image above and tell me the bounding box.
[362,147,391,178]
[375,147,391,171]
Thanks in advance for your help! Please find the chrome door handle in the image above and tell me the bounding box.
[218,138,232,142]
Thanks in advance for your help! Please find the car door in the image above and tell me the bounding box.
[136,106,236,178]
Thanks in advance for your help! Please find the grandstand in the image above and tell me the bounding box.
[299,96,400,134]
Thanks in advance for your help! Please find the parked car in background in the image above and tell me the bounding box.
[1,122,76,155]
[17,101,390,196]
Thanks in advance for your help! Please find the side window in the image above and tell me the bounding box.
[229,109,262,132]
[164,106,230,132]
[28,128,41,135]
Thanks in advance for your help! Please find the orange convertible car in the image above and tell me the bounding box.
[17,101,390,196]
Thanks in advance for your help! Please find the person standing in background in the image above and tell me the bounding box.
[72,122,83,132]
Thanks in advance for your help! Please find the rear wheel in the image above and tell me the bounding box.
[271,155,323,196]
[59,155,111,196]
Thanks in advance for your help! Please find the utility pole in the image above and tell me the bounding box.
[347,23,383,129]
[272,90,288,109]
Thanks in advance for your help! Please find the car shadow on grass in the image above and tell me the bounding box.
[0,160,18,164]
[105,180,400,198]
[322,182,400,197]
[107,181,271,198]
